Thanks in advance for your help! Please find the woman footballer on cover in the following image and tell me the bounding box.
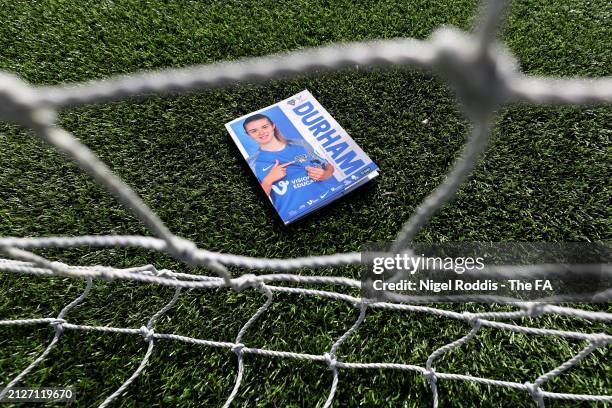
[243,113,337,220]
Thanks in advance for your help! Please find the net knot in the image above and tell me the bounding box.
[430,27,516,120]
[166,236,199,264]
[230,274,259,292]
[524,382,543,401]
[139,326,155,342]
[100,268,117,281]
[462,312,481,328]
[156,269,172,277]
[51,318,66,335]
[525,303,545,317]
[424,368,437,384]
[323,353,338,370]
[49,261,73,277]
[0,72,51,126]
[232,343,245,355]
[590,333,610,347]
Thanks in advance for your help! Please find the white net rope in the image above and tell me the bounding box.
[0,0,610,406]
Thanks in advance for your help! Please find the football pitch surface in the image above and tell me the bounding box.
[0,0,610,406]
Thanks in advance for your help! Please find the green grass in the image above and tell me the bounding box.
[0,0,610,407]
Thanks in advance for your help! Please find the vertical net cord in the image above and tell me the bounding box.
[389,117,492,258]
[223,284,274,408]
[424,314,483,407]
[475,0,509,52]
[523,337,608,408]
[323,302,369,408]
[4,114,232,284]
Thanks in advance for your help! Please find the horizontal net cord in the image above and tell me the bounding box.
[3,304,611,336]
[1,238,609,284]
[2,257,611,322]
[0,256,362,290]
[506,76,612,105]
[0,235,362,270]
[1,32,607,113]
[1,284,609,343]
[2,315,609,345]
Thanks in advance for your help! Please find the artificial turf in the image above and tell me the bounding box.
[0,0,610,406]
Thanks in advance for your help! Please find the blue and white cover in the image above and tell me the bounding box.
[225,90,379,224]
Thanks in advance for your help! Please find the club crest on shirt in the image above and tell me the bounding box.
[287,95,305,106]
[294,154,307,163]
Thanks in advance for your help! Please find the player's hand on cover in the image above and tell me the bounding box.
[306,164,334,181]
[263,160,294,184]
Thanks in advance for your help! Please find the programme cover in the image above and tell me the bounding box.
[225,90,379,224]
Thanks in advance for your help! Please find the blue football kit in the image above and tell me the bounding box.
[250,141,342,221]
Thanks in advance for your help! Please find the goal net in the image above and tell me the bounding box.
[0,1,610,406]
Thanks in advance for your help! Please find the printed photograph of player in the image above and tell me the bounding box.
[229,106,343,222]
